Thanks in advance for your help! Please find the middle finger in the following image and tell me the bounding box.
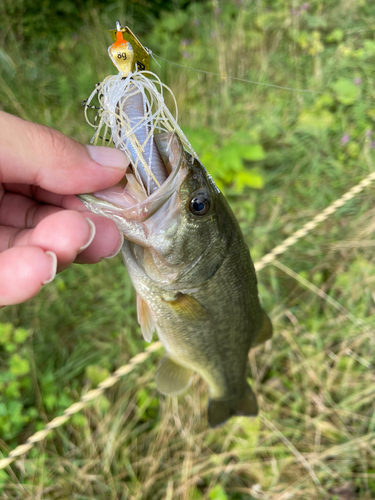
[0,191,61,228]
[0,210,96,270]
[3,183,85,212]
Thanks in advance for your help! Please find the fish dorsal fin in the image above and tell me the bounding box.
[164,293,210,321]
[155,355,193,396]
[137,294,155,343]
[253,310,273,347]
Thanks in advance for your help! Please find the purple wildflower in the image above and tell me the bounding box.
[291,3,309,16]
[370,141,375,149]
[353,77,362,85]
[341,134,350,145]
[182,51,190,59]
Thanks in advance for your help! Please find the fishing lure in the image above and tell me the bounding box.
[83,21,198,195]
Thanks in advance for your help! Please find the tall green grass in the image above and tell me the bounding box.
[1,0,375,498]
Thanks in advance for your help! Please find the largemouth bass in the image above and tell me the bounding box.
[80,133,272,427]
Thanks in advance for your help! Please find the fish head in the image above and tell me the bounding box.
[79,132,233,288]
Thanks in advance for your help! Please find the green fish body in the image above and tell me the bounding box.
[80,133,272,427]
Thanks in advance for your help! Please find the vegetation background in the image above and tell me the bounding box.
[1,0,375,498]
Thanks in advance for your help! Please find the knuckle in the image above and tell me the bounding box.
[40,125,70,159]
[24,203,39,229]
[30,124,75,183]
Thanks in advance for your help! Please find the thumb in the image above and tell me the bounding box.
[0,111,129,194]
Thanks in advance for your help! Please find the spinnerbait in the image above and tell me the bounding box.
[83,21,197,195]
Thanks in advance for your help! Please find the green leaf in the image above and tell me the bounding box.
[227,129,261,145]
[326,29,344,43]
[43,393,57,410]
[85,365,110,388]
[364,40,375,56]
[0,323,13,345]
[57,393,73,409]
[0,372,15,384]
[9,354,30,376]
[5,381,20,398]
[234,170,264,192]
[208,485,229,500]
[56,276,67,291]
[27,407,38,419]
[331,78,360,105]
[182,127,217,153]
[4,343,17,353]
[0,403,7,417]
[71,413,86,427]
[0,48,17,76]
[217,144,243,172]
[314,94,335,109]
[297,109,335,133]
[239,144,266,161]
[189,488,204,500]
[201,150,234,185]
[0,469,9,486]
[98,395,111,414]
[346,142,360,158]
[14,328,30,344]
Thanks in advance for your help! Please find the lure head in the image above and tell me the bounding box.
[108,31,135,75]
[108,25,150,75]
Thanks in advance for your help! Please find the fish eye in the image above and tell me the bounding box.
[189,191,210,216]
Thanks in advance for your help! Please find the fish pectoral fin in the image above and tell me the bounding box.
[155,355,193,396]
[253,310,273,347]
[137,294,155,343]
[164,293,209,321]
[208,385,258,428]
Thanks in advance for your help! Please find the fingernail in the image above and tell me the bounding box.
[86,145,129,170]
[78,218,96,254]
[104,232,124,259]
[43,251,57,285]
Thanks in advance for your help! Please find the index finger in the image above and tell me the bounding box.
[0,111,129,194]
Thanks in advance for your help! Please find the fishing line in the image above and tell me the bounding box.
[151,51,375,107]
[150,51,332,96]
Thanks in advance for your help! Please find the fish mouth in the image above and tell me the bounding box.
[79,132,187,229]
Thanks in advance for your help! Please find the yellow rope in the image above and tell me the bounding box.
[255,171,375,271]
[1,169,375,470]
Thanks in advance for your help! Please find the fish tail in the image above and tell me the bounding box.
[207,385,258,428]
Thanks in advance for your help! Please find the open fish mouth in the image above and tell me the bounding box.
[79,132,187,229]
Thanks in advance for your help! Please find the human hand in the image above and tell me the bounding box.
[0,111,130,306]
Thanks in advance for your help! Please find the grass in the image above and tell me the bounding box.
[1,0,375,498]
